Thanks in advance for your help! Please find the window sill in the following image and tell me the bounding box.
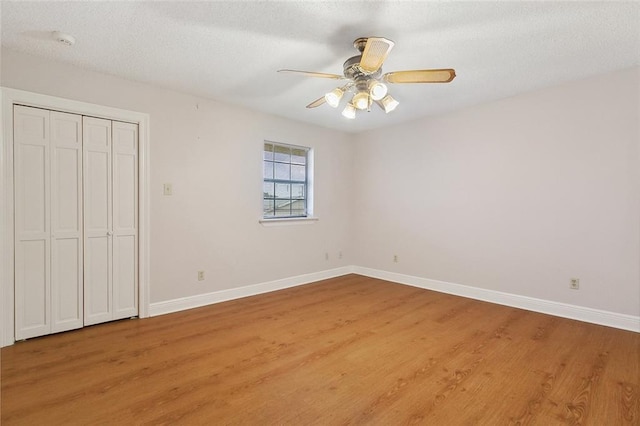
[259,217,319,226]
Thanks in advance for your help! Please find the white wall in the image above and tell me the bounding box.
[2,48,638,323]
[1,49,354,304]
[353,67,640,316]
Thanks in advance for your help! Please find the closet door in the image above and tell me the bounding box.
[83,117,113,326]
[14,106,51,339]
[50,112,84,333]
[14,106,84,339]
[112,121,138,319]
[14,106,139,338]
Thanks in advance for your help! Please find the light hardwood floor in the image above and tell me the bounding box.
[2,274,638,425]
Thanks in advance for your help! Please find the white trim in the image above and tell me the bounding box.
[352,266,640,333]
[150,265,638,332]
[149,266,353,317]
[1,87,151,347]
[259,216,319,226]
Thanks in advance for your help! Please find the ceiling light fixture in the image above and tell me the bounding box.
[380,95,399,113]
[368,81,388,101]
[324,87,344,108]
[341,103,356,119]
[352,91,370,110]
[322,82,398,118]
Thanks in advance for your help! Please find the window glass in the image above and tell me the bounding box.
[291,164,305,181]
[263,160,274,180]
[263,142,310,218]
[275,162,290,180]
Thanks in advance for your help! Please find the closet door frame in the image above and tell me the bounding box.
[1,88,150,347]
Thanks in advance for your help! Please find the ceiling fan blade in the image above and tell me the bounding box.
[278,69,345,80]
[306,96,326,109]
[359,37,395,73]
[383,69,456,84]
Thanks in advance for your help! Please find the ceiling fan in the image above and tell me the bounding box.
[278,37,456,119]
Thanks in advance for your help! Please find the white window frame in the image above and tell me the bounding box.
[260,141,316,225]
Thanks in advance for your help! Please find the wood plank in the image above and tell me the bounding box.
[2,274,638,424]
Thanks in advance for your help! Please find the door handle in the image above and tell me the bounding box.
[107,231,113,236]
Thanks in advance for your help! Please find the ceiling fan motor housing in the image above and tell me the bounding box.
[343,55,382,81]
[353,37,369,53]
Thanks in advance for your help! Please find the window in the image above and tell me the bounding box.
[263,141,310,218]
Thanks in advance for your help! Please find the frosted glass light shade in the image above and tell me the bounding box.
[369,81,388,101]
[324,88,344,108]
[352,91,369,110]
[381,95,399,113]
[342,103,356,119]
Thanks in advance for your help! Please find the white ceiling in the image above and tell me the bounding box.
[1,1,639,133]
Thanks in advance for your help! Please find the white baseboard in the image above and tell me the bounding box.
[148,265,638,333]
[353,266,640,333]
[149,266,354,317]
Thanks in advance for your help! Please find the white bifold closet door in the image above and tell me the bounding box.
[14,105,138,340]
[14,106,84,340]
[83,117,138,326]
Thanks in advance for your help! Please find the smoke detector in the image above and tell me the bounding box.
[52,31,75,46]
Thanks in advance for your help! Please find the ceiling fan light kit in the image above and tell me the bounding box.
[325,87,344,108]
[380,95,399,113]
[341,103,357,119]
[352,91,370,110]
[278,36,456,120]
[368,80,388,101]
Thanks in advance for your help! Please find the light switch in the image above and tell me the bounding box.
[163,183,173,196]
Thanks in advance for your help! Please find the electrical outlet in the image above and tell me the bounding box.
[393,254,398,263]
[570,278,579,290]
[163,183,173,196]
[198,270,205,281]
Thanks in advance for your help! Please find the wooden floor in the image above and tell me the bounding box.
[1,274,638,425]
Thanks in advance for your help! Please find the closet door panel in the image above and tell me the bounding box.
[115,145,136,229]
[87,152,110,229]
[53,149,81,230]
[83,117,113,326]
[20,145,48,233]
[112,122,138,319]
[113,121,138,318]
[50,112,83,332]
[14,105,51,339]
[85,237,110,322]
[16,240,49,339]
[114,235,137,316]
[51,238,81,328]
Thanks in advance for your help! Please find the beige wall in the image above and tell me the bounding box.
[1,49,354,303]
[352,67,640,316]
[2,49,638,318]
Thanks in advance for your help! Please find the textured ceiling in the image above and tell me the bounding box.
[1,1,639,133]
